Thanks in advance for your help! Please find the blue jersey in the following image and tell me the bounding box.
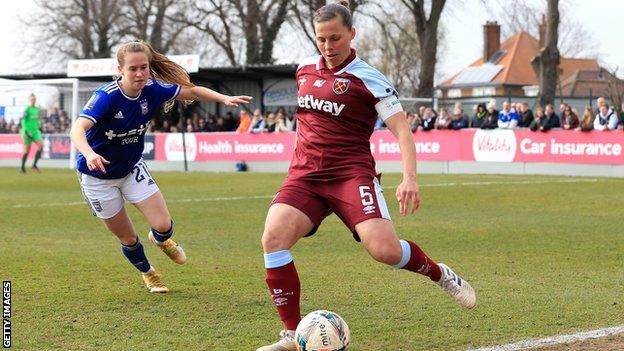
[77,79,180,179]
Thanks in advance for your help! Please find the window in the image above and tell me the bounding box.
[472,87,496,97]
[448,89,462,98]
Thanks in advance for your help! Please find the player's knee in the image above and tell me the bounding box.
[151,216,173,233]
[261,228,290,252]
[367,241,402,265]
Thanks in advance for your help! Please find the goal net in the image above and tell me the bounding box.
[0,78,104,168]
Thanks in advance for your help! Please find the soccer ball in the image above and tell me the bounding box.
[295,310,350,351]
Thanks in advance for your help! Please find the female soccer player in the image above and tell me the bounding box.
[256,2,475,350]
[20,94,43,174]
[70,40,251,293]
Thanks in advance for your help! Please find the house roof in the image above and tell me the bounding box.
[440,31,603,90]
[560,68,623,97]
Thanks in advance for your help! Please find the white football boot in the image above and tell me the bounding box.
[437,263,476,309]
[256,330,296,351]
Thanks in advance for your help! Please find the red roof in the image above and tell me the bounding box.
[441,31,601,88]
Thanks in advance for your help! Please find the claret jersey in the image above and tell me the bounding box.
[77,78,180,179]
[291,49,403,180]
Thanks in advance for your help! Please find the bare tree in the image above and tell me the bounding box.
[532,0,560,107]
[357,5,421,96]
[117,0,193,54]
[289,0,369,48]
[490,0,595,58]
[29,0,122,60]
[180,0,289,65]
[400,0,447,97]
[605,68,624,114]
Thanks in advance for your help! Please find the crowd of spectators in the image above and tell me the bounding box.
[147,107,297,134]
[2,97,623,135]
[404,97,624,133]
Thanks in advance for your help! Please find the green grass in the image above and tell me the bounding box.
[1,168,623,350]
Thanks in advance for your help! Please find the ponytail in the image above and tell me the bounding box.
[117,40,194,112]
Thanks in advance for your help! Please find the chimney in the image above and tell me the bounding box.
[483,21,501,62]
[538,14,547,48]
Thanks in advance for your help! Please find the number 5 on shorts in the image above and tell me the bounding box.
[359,185,374,206]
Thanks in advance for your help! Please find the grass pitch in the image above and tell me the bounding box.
[1,168,623,350]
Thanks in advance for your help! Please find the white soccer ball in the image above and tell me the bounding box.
[295,310,350,351]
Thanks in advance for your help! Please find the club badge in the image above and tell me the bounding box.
[332,78,350,95]
[140,99,149,115]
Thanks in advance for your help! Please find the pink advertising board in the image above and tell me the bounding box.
[2,130,623,165]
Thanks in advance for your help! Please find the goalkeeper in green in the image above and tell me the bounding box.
[20,93,43,173]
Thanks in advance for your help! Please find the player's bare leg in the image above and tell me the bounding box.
[104,207,168,293]
[134,191,186,265]
[356,218,476,309]
[257,204,313,351]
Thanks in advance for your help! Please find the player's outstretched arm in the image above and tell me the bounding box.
[70,118,110,174]
[176,86,252,107]
[385,112,420,216]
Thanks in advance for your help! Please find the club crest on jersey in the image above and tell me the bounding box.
[332,78,350,95]
[140,99,148,115]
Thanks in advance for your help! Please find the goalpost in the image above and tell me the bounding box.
[0,78,80,169]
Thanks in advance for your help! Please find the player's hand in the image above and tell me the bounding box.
[223,95,253,107]
[396,177,420,216]
[86,152,110,174]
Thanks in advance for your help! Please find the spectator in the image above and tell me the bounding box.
[420,107,436,131]
[560,105,579,130]
[214,116,228,132]
[449,104,468,130]
[184,117,195,132]
[481,101,498,129]
[282,112,297,131]
[249,110,267,133]
[593,104,618,131]
[223,111,237,131]
[265,112,277,132]
[434,108,451,129]
[418,105,426,119]
[236,110,251,133]
[576,106,594,131]
[497,101,519,129]
[559,103,567,117]
[517,102,534,128]
[58,110,70,133]
[274,113,291,132]
[48,107,60,125]
[534,104,560,131]
[619,103,624,130]
[595,97,607,114]
[471,103,487,128]
[529,107,544,131]
[196,117,207,132]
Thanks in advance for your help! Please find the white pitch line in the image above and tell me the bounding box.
[2,178,599,209]
[468,325,624,351]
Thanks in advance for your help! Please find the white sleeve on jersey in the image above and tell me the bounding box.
[375,95,404,121]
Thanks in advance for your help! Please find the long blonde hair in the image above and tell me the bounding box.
[116,40,194,112]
